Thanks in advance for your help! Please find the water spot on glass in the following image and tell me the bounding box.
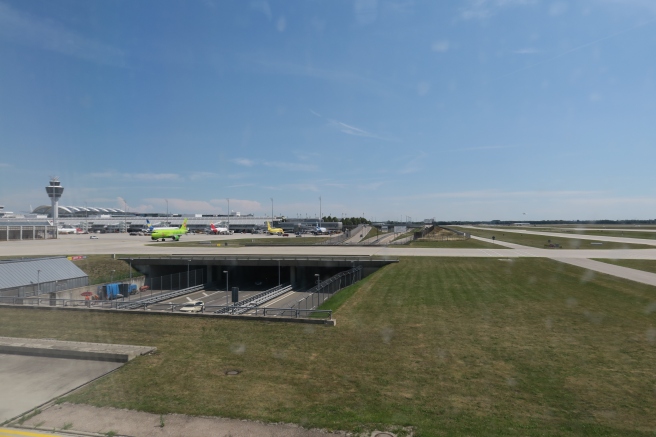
[645,302,656,315]
[566,297,578,308]
[303,325,316,334]
[580,270,595,283]
[381,327,394,344]
[437,348,449,360]
[506,377,517,387]
[545,317,553,329]
[273,350,286,360]
[647,328,656,344]
[230,343,246,354]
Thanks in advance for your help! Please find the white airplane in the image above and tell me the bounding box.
[57,225,78,234]
[311,224,328,235]
[209,223,231,235]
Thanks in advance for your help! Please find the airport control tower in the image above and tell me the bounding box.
[45,177,64,230]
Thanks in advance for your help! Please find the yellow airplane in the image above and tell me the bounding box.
[266,221,284,235]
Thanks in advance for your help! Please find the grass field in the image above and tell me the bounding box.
[490,227,656,241]
[403,239,502,249]
[594,259,656,274]
[71,255,139,285]
[456,227,654,249]
[1,257,655,435]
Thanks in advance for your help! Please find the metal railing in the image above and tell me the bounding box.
[117,285,205,309]
[291,266,362,311]
[0,295,331,319]
[214,283,291,315]
[141,268,205,293]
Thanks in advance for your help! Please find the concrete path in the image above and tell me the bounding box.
[552,258,656,287]
[19,403,346,437]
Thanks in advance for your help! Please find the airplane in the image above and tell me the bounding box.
[209,223,231,235]
[266,221,284,235]
[57,225,78,234]
[311,224,328,235]
[151,218,189,241]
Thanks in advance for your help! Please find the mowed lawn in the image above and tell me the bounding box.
[455,227,654,249]
[1,257,655,436]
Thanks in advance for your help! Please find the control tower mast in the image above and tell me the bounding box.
[45,177,64,232]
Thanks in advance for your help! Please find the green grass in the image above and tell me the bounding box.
[1,257,655,435]
[455,227,654,249]
[364,227,385,240]
[72,255,140,285]
[403,239,502,249]
[593,259,656,274]
[545,229,656,241]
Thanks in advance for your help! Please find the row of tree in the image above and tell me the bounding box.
[322,216,370,226]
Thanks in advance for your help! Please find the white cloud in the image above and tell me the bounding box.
[276,16,286,32]
[88,171,181,181]
[233,158,255,167]
[461,0,537,20]
[354,0,378,25]
[264,162,318,172]
[431,40,450,52]
[513,48,539,55]
[188,172,220,180]
[0,2,126,67]
[250,0,272,20]
[0,162,10,168]
[549,1,569,16]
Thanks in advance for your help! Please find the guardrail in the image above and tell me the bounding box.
[0,295,330,319]
[118,285,205,309]
[214,283,291,315]
[291,266,362,311]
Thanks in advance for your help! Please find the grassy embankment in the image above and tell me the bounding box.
[1,257,655,436]
[71,255,140,285]
[456,227,654,249]
[486,226,656,241]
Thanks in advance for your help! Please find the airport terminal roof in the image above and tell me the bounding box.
[32,205,126,216]
[0,257,88,290]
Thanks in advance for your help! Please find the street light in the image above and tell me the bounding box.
[110,270,115,283]
[223,270,229,306]
[270,198,274,223]
[319,196,322,228]
[129,259,133,301]
[187,260,191,288]
[315,273,321,308]
[84,201,88,233]
[165,199,169,223]
[226,198,230,231]
[37,269,40,294]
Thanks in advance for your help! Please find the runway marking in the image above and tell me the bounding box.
[0,428,63,437]
[202,292,208,297]
[185,296,192,302]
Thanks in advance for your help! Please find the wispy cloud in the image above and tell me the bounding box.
[250,0,272,20]
[431,40,451,53]
[311,109,393,141]
[399,189,605,201]
[452,144,520,152]
[460,0,537,20]
[0,2,126,67]
[89,171,180,181]
[264,161,318,172]
[188,172,220,180]
[0,162,10,168]
[513,48,539,55]
[233,158,255,167]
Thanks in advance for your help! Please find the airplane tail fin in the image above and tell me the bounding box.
[181,218,188,230]
[267,221,273,230]
[146,219,154,231]
[210,223,217,232]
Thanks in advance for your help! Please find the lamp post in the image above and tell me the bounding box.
[165,199,169,224]
[319,196,322,228]
[110,270,115,283]
[270,198,274,223]
[129,259,132,301]
[223,270,229,306]
[187,260,191,288]
[315,273,320,308]
[226,198,230,231]
[84,201,88,233]
[37,269,40,295]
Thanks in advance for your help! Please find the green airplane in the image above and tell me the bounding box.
[151,218,189,241]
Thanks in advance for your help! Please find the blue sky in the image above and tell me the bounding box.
[1,0,655,221]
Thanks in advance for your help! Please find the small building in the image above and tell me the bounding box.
[0,257,89,298]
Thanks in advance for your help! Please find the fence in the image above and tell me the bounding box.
[214,283,291,315]
[141,268,205,294]
[0,295,331,319]
[291,266,362,311]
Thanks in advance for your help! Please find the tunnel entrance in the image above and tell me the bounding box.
[124,256,396,293]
